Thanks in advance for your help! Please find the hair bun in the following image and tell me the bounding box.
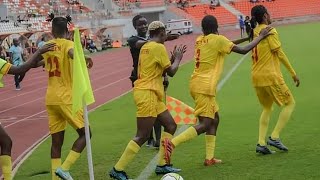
[46,13,55,22]
[66,15,72,25]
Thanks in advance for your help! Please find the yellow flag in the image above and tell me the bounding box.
[72,28,95,116]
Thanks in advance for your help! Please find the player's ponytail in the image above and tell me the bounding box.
[65,14,72,25]
[249,16,257,41]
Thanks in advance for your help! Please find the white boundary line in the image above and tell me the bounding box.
[136,53,249,180]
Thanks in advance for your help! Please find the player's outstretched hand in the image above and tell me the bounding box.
[293,75,300,87]
[39,43,56,54]
[259,26,273,38]
[85,56,93,69]
[173,44,187,61]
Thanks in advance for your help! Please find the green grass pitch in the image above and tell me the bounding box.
[15,22,320,180]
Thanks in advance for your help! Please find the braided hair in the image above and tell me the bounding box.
[250,5,268,40]
[46,13,72,38]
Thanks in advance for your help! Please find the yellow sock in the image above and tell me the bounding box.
[158,132,173,166]
[0,155,12,180]
[258,108,272,146]
[51,158,61,180]
[205,135,216,160]
[172,127,198,147]
[61,150,80,171]
[271,102,295,139]
[114,140,140,171]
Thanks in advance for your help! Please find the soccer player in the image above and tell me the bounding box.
[250,5,300,155]
[162,15,272,166]
[127,15,179,148]
[34,13,93,180]
[0,43,55,180]
[109,21,186,180]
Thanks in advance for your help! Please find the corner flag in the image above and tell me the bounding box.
[72,28,95,180]
[72,28,95,116]
[166,96,197,125]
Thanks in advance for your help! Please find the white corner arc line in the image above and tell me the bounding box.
[136,53,249,180]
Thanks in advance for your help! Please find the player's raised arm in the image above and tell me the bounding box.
[165,44,187,77]
[9,43,55,74]
[231,26,272,54]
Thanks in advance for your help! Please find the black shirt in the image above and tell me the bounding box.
[127,35,148,83]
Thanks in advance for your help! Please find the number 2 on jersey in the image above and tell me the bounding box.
[195,48,200,68]
[47,57,61,77]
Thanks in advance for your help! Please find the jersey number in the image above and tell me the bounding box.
[47,57,61,77]
[252,47,258,63]
[195,48,200,68]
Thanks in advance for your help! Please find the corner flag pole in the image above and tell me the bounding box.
[83,103,95,180]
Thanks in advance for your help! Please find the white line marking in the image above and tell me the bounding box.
[136,54,249,180]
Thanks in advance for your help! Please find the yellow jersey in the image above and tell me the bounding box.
[42,38,74,105]
[0,58,12,87]
[134,41,171,100]
[252,24,289,87]
[190,34,234,96]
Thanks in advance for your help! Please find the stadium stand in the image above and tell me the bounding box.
[113,0,165,8]
[173,4,237,26]
[0,0,91,16]
[232,0,320,19]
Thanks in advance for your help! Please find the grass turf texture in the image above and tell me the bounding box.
[15,22,320,180]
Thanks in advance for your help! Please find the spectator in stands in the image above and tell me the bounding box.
[38,37,46,48]
[135,0,141,8]
[9,38,25,90]
[239,15,245,37]
[88,39,98,53]
[244,16,251,36]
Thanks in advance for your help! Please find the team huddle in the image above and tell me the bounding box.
[0,4,299,180]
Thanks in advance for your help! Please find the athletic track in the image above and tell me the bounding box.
[0,32,238,172]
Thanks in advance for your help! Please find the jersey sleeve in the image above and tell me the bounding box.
[0,58,12,75]
[218,35,235,54]
[155,44,171,69]
[268,29,281,51]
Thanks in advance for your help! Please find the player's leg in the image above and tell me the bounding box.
[47,105,66,180]
[204,112,222,166]
[146,128,155,147]
[153,118,162,148]
[57,105,90,180]
[110,117,156,180]
[163,93,215,164]
[18,72,25,83]
[255,87,274,155]
[268,84,295,151]
[51,131,64,180]
[109,90,158,180]
[0,125,13,180]
[155,109,180,175]
[14,74,20,90]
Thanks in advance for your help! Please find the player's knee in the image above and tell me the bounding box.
[133,135,148,146]
[166,122,177,134]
